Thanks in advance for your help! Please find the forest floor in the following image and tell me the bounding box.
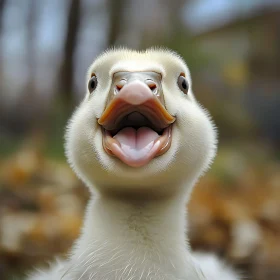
[0,141,279,280]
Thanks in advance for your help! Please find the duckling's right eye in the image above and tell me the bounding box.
[177,73,189,95]
[88,75,98,93]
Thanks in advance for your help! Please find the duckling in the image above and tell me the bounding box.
[27,48,239,280]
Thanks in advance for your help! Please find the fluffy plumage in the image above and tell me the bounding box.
[27,48,240,280]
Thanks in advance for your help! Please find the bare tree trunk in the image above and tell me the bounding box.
[0,0,6,42]
[0,0,7,86]
[0,0,6,40]
[106,0,127,47]
[25,0,37,97]
[16,0,39,132]
[0,0,6,130]
[57,0,81,115]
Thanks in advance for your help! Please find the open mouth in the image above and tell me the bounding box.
[98,74,176,167]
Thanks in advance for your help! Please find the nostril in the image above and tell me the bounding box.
[146,80,157,92]
[115,80,127,93]
[116,84,123,91]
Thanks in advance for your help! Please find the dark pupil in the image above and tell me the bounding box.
[90,79,96,89]
[182,78,187,90]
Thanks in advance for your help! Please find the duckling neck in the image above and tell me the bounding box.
[68,188,199,279]
[85,193,187,247]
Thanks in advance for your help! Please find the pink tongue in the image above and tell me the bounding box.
[113,127,159,161]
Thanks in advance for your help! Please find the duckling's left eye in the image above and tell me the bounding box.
[177,74,189,95]
[88,74,98,93]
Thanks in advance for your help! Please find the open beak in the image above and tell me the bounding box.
[98,71,176,167]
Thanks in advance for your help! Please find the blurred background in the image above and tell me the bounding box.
[0,0,279,279]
